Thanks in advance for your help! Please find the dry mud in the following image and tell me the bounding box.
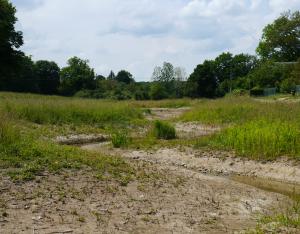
[111,147,300,185]
[0,164,288,234]
[55,134,109,145]
[145,107,191,120]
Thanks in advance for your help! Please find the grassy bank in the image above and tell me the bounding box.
[0,113,134,184]
[183,97,300,160]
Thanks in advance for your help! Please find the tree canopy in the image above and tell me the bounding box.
[0,0,25,89]
[35,60,60,94]
[60,57,95,96]
[256,11,300,62]
[116,70,135,84]
[188,60,217,98]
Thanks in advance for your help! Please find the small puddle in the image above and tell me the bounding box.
[231,175,300,199]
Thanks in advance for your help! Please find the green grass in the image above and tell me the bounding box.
[0,92,143,125]
[0,114,134,184]
[183,97,300,160]
[211,120,300,160]
[152,120,176,140]
[112,131,131,148]
[180,97,300,125]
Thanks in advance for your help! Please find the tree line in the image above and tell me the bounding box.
[0,0,299,99]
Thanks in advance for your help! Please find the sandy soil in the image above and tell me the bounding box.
[0,163,289,234]
[175,122,220,138]
[107,147,300,185]
[55,134,109,145]
[145,108,191,120]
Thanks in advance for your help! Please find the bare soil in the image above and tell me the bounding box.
[145,107,190,120]
[0,163,288,234]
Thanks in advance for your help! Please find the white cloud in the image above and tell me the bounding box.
[11,0,300,80]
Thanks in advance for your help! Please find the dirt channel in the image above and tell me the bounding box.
[80,107,300,233]
[1,107,298,234]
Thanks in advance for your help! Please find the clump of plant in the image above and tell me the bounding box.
[212,119,300,160]
[152,120,176,140]
[112,131,130,148]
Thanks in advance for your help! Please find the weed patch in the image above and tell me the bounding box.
[0,116,134,183]
[211,120,300,160]
[112,131,131,148]
[152,120,176,140]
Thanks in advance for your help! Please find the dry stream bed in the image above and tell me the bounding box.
[1,107,299,233]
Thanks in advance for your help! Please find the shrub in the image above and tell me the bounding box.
[153,120,176,140]
[112,131,130,148]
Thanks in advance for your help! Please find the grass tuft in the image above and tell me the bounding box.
[112,131,131,148]
[152,120,176,140]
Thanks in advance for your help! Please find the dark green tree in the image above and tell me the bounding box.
[95,74,106,81]
[187,60,217,98]
[116,70,135,84]
[35,60,60,94]
[0,0,23,47]
[59,57,95,96]
[214,52,258,83]
[256,11,300,62]
[214,52,233,83]
[0,0,24,90]
[214,53,258,94]
[247,60,292,89]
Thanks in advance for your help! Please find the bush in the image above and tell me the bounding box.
[280,78,297,93]
[112,131,130,148]
[153,121,176,140]
[250,87,264,96]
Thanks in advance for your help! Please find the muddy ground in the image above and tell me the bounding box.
[1,107,299,233]
[0,163,289,234]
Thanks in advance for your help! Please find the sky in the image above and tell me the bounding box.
[11,0,300,81]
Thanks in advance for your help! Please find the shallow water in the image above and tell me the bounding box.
[231,175,300,199]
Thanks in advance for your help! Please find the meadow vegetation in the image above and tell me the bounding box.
[180,97,300,160]
[0,93,143,125]
[0,93,141,183]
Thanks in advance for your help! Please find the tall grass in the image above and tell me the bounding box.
[0,93,143,125]
[112,131,131,148]
[213,120,300,160]
[0,114,134,183]
[181,97,300,125]
[188,97,300,159]
[152,120,176,140]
